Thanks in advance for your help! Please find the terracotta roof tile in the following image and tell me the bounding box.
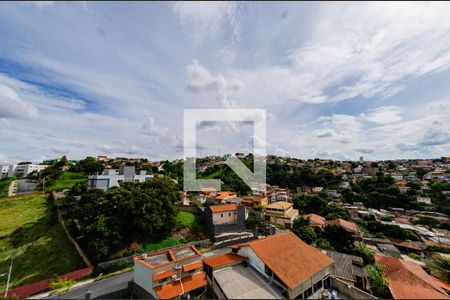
[325,218,358,233]
[265,201,292,210]
[154,272,207,299]
[304,213,325,226]
[153,270,175,282]
[389,238,423,251]
[203,253,245,268]
[215,192,236,200]
[209,204,237,213]
[182,261,203,272]
[375,256,449,299]
[236,232,334,288]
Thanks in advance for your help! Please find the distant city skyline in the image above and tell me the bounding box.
[0,2,450,163]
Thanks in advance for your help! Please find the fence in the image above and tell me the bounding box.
[52,191,93,267]
[0,267,93,299]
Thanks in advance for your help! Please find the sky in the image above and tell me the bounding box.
[0,1,450,163]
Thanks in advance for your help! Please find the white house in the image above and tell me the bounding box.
[88,166,153,191]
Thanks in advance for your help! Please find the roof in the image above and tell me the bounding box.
[377,243,402,258]
[265,201,292,210]
[203,253,245,268]
[236,232,334,288]
[153,269,175,282]
[389,238,423,251]
[304,213,325,226]
[286,208,299,218]
[215,192,236,200]
[209,204,237,213]
[375,256,449,299]
[154,272,207,299]
[213,264,283,299]
[182,261,203,272]
[325,218,358,233]
[324,250,366,282]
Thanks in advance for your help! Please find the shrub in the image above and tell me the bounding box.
[49,278,75,295]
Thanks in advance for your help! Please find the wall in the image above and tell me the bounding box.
[237,246,267,277]
[331,276,376,299]
[133,260,156,298]
[213,211,237,225]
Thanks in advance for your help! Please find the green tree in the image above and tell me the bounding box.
[429,255,450,283]
[323,225,355,253]
[292,216,317,244]
[366,264,391,298]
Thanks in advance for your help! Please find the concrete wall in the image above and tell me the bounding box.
[331,276,376,299]
[213,211,237,225]
[133,260,156,298]
[237,246,267,278]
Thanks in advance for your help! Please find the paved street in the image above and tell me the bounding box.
[46,271,133,299]
[16,179,37,194]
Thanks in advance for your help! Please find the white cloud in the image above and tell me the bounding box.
[365,106,402,124]
[172,1,238,45]
[185,60,243,108]
[0,84,39,119]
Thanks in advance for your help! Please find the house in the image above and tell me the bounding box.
[229,232,334,299]
[204,204,248,234]
[88,166,153,191]
[242,196,268,209]
[375,256,450,299]
[133,245,206,299]
[417,196,432,205]
[215,192,237,203]
[324,218,359,235]
[323,250,369,290]
[304,213,325,228]
[264,201,299,229]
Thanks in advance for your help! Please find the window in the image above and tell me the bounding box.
[229,212,231,217]
[304,287,313,299]
[313,280,323,292]
[323,276,331,289]
[221,213,223,218]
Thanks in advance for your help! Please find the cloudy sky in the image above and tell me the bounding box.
[0,1,450,163]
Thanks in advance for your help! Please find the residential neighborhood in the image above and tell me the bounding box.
[1,1,450,299]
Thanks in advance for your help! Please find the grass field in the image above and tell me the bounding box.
[0,194,84,290]
[176,211,206,232]
[0,177,14,198]
[46,172,87,192]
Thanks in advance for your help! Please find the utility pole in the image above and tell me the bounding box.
[4,255,14,297]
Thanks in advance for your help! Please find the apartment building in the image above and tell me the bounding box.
[0,163,48,178]
[264,201,299,229]
[87,166,153,191]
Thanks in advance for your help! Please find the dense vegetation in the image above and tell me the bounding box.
[64,177,180,261]
[292,193,351,220]
[361,220,420,241]
[341,173,420,210]
[0,177,14,198]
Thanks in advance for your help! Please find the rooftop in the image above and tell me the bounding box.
[135,245,200,269]
[376,255,449,299]
[203,253,246,268]
[235,232,334,289]
[209,203,238,213]
[213,264,283,299]
[304,213,325,226]
[265,201,292,210]
[154,272,207,299]
[325,218,358,233]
